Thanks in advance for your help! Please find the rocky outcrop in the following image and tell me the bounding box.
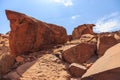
[97,35,118,57]
[72,24,95,39]
[81,43,120,80]
[6,10,68,56]
[69,63,87,77]
[62,43,96,64]
[3,9,120,79]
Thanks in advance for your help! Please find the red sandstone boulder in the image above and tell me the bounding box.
[72,24,95,39]
[6,10,68,56]
[69,63,87,77]
[46,23,68,44]
[97,35,118,57]
[62,43,96,64]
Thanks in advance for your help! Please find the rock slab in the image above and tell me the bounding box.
[62,43,96,64]
[82,43,120,80]
[69,63,87,77]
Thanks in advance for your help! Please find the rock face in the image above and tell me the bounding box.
[67,35,72,41]
[97,35,118,57]
[62,43,96,64]
[6,10,68,56]
[69,63,87,77]
[72,24,95,39]
[81,43,120,80]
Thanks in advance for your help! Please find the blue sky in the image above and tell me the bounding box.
[0,0,120,34]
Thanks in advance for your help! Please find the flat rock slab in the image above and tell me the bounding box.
[82,43,120,80]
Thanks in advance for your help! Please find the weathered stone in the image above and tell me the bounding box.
[83,55,98,69]
[3,71,20,80]
[16,61,35,75]
[62,43,96,64]
[72,24,95,39]
[0,53,15,75]
[0,33,11,77]
[67,35,72,41]
[69,63,87,77]
[6,10,68,56]
[80,34,97,43]
[97,36,118,57]
[82,68,120,80]
[81,43,120,80]
[46,23,68,44]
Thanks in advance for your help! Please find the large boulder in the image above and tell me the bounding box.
[97,35,118,57]
[72,24,95,39]
[69,63,87,77]
[81,43,120,80]
[62,43,96,64]
[6,10,68,56]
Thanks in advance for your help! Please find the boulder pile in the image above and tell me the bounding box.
[0,10,120,80]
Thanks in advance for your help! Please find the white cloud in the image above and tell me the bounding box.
[94,12,120,33]
[71,15,81,19]
[50,0,73,7]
